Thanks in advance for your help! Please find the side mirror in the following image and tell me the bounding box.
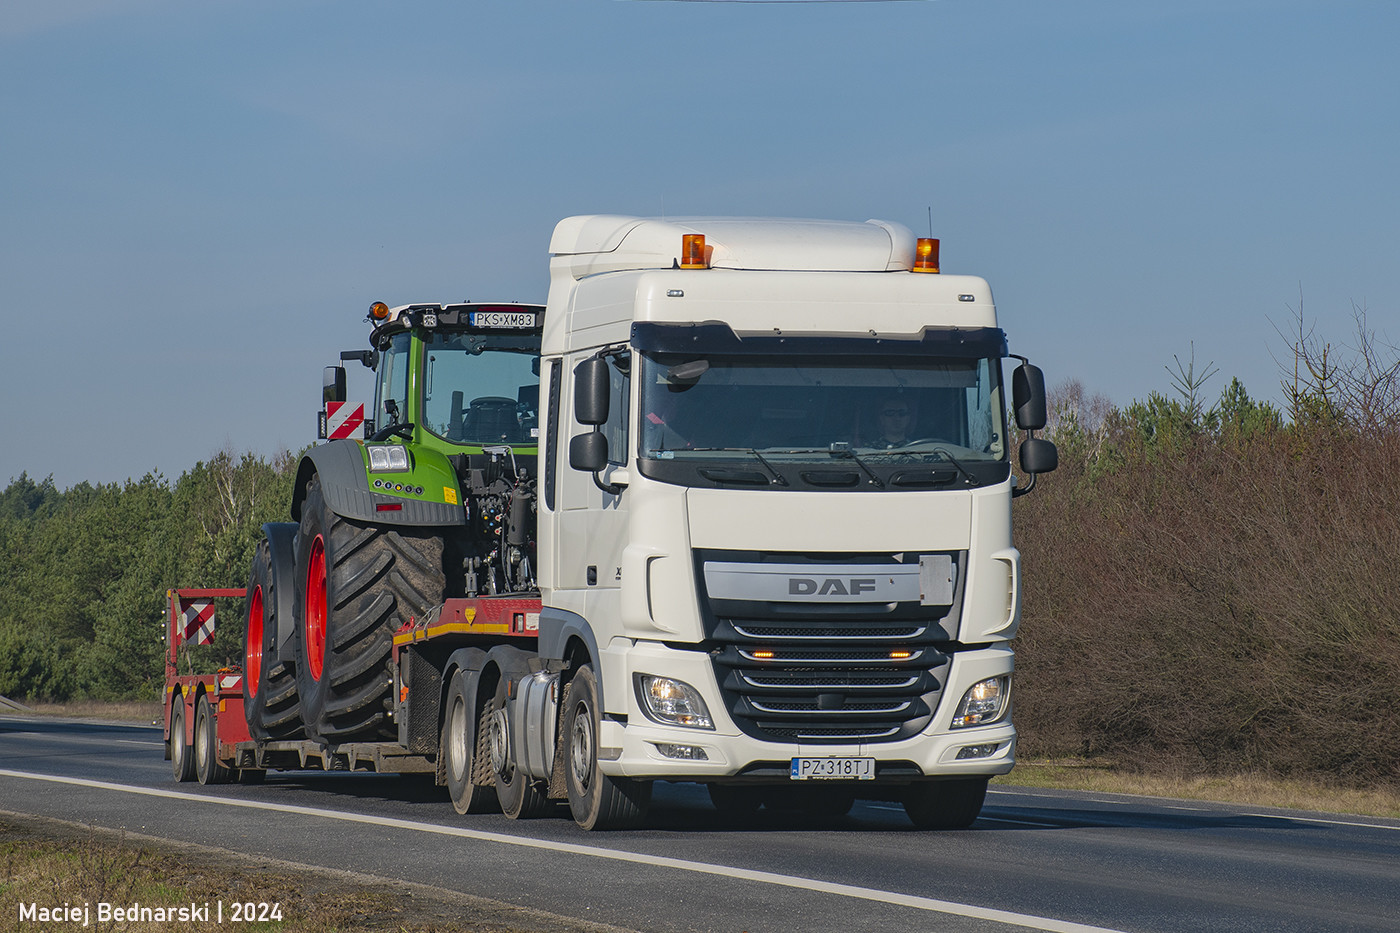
[323,366,346,405]
[1012,363,1048,431]
[340,349,377,369]
[570,432,609,473]
[1019,436,1058,475]
[574,358,610,426]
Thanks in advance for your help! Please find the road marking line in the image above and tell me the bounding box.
[0,768,1127,933]
[1241,812,1400,831]
[978,816,1061,828]
[989,788,1400,832]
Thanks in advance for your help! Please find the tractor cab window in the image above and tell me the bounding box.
[422,331,541,447]
[374,332,411,431]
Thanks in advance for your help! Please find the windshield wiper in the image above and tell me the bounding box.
[928,447,980,486]
[763,445,885,489]
[671,448,789,486]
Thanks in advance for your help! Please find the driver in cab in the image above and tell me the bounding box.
[871,397,917,449]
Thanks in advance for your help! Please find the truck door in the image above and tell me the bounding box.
[555,348,631,631]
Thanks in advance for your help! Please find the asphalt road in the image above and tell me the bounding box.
[3,715,1398,933]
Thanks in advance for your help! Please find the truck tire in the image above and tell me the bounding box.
[902,778,988,830]
[443,670,498,815]
[243,539,304,740]
[194,694,234,785]
[294,474,446,743]
[489,678,551,819]
[562,665,651,830]
[170,699,194,783]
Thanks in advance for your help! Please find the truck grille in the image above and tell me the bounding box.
[699,550,963,745]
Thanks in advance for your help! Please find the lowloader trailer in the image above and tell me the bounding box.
[165,216,1058,830]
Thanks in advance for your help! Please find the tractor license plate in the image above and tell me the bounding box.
[790,757,875,781]
[470,311,536,328]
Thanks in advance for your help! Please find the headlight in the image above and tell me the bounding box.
[368,445,410,472]
[951,676,1010,729]
[635,674,714,730]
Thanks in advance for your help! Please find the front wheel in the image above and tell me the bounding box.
[194,694,233,785]
[902,778,988,830]
[563,666,650,830]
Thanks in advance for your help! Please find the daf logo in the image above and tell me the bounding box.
[788,577,878,596]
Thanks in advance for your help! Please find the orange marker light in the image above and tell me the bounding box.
[369,301,390,319]
[889,650,914,660]
[913,238,940,273]
[752,650,775,660]
[680,234,707,269]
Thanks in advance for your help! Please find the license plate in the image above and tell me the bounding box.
[790,757,875,781]
[470,311,536,328]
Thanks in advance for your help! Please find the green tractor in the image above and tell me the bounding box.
[242,301,545,745]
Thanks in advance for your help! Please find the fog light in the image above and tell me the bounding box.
[955,743,999,760]
[636,674,714,730]
[655,743,709,760]
[951,676,1010,728]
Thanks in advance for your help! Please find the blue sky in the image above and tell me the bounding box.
[3,0,1396,488]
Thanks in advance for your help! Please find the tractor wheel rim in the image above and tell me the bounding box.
[305,535,327,681]
[246,585,264,697]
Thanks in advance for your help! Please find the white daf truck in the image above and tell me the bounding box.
[527,215,1057,828]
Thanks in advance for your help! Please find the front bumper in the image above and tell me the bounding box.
[599,640,1016,782]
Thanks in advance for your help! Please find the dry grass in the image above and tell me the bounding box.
[0,815,632,933]
[996,759,1400,819]
[19,700,162,724]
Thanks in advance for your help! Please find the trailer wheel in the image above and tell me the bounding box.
[563,666,650,830]
[194,694,233,785]
[170,699,194,783]
[902,778,988,830]
[443,670,498,815]
[294,474,446,743]
[488,679,550,819]
[243,538,304,740]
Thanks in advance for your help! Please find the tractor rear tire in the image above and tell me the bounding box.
[243,538,304,740]
[294,474,447,744]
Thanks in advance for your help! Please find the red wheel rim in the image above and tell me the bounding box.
[246,585,264,697]
[305,535,327,682]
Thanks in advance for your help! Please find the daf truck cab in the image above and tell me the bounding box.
[533,215,1056,828]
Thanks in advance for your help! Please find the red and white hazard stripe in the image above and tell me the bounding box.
[180,599,216,646]
[326,401,365,440]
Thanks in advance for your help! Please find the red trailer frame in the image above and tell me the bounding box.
[163,588,251,766]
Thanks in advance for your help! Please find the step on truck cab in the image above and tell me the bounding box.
[531,215,1057,827]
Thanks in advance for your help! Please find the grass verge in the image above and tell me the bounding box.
[0,813,631,933]
[996,759,1400,819]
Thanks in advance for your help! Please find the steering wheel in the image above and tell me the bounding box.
[370,422,414,442]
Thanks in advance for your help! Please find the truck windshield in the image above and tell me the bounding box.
[639,354,1005,464]
[422,332,541,446]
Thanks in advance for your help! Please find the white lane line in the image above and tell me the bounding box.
[0,768,1128,933]
[989,788,1400,832]
[978,816,1062,828]
[1241,812,1400,832]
